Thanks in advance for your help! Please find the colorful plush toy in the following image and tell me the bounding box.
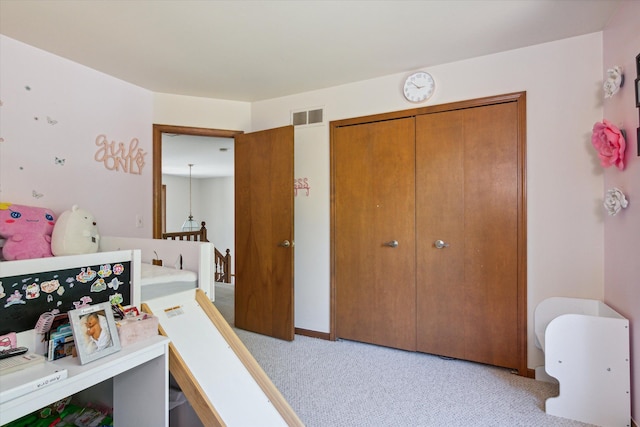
[51,205,100,256]
[0,202,56,260]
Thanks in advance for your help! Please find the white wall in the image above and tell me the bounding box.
[154,92,251,131]
[200,176,235,271]
[294,125,330,331]
[252,33,606,370]
[163,174,201,233]
[0,35,153,237]
[602,0,640,419]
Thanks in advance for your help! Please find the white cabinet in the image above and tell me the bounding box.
[534,297,630,426]
[0,336,169,426]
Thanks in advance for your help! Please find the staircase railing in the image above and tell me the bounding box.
[215,247,232,283]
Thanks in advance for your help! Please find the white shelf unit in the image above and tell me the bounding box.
[0,335,169,426]
[534,297,630,426]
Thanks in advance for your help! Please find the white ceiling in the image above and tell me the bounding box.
[0,0,622,102]
[162,134,234,178]
[0,0,623,178]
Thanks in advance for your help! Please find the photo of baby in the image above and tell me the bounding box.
[82,311,113,353]
[69,302,121,364]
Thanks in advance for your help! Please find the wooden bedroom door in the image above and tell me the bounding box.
[415,102,523,371]
[333,117,417,351]
[234,126,295,341]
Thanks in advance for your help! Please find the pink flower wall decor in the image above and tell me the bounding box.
[591,120,626,170]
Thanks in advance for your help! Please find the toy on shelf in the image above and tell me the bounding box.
[51,205,100,256]
[0,203,56,261]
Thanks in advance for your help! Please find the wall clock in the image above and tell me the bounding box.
[403,71,435,103]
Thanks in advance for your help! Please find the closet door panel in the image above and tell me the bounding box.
[334,118,417,351]
[416,103,520,369]
[463,103,519,368]
[415,110,466,359]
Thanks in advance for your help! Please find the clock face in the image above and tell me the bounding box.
[403,71,435,103]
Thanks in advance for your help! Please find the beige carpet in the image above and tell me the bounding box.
[213,283,595,427]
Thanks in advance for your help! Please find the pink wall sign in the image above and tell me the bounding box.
[94,134,146,175]
[294,178,310,196]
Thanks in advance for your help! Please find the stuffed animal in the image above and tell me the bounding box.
[51,205,100,256]
[0,202,56,260]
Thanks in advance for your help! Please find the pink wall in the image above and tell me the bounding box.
[602,0,640,421]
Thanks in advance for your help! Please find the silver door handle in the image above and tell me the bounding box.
[383,240,399,248]
[278,240,291,247]
[434,240,449,249]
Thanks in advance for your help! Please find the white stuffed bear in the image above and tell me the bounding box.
[51,205,100,256]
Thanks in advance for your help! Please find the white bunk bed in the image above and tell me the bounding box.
[534,296,631,426]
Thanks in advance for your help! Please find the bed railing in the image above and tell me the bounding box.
[161,221,232,283]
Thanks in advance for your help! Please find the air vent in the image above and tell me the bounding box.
[292,111,308,126]
[308,109,323,124]
[291,107,325,127]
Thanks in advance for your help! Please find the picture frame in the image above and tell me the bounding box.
[635,77,640,108]
[68,302,121,364]
[636,53,640,76]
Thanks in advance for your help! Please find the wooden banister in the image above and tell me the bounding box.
[214,248,232,283]
[162,221,208,242]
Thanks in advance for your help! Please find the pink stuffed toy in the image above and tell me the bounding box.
[0,202,56,260]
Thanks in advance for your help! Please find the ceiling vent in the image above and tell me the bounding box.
[291,107,324,127]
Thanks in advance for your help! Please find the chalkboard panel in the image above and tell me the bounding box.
[0,261,132,335]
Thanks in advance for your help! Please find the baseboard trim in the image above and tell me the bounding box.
[295,327,331,340]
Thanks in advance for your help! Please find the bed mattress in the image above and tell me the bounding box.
[140,263,198,300]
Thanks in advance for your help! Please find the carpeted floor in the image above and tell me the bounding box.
[213,283,595,427]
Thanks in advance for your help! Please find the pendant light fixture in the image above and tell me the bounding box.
[181,163,198,231]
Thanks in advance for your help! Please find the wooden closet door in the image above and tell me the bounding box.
[416,103,520,369]
[334,117,416,351]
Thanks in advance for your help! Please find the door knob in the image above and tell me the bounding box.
[434,240,449,249]
[383,240,399,248]
[278,240,291,248]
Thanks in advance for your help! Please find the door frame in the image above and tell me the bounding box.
[329,92,528,376]
[152,124,243,238]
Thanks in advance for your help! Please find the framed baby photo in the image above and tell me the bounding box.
[69,302,121,365]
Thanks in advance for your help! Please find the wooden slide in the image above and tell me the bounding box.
[142,289,303,427]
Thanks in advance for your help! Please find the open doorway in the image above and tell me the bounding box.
[152,124,243,284]
[153,124,296,341]
[152,124,243,237]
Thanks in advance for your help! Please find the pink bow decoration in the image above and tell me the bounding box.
[591,120,626,170]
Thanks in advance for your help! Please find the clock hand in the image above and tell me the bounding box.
[411,82,425,89]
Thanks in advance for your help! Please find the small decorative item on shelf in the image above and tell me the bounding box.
[152,250,163,266]
[603,65,624,98]
[604,187,629,216]
[117,313,159,347]
[591,119,626,170]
